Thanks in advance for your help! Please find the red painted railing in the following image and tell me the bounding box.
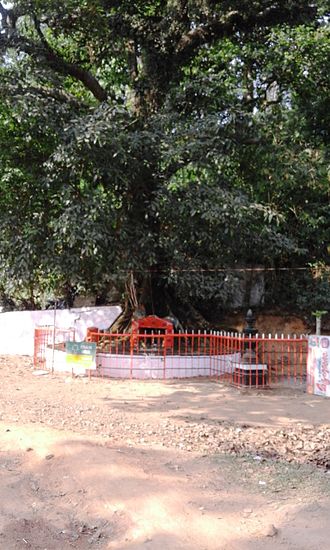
[84,330,308,386]
[34,327,308,386]
[34,326,75,369]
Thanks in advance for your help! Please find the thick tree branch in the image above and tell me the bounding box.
[32,16,108,102]
[0,30,109,102]
[0,4,109,103]
[175,3,317,64]
[42,48,108,102]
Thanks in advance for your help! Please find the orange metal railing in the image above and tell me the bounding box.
[34,326,75,369]
[85,329,308,386]
[35,327,308,386]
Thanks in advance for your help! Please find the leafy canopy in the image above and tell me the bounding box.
[0,0,328,314]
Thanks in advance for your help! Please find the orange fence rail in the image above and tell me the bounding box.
[34,327,308,386]
[85,330,308,386]
[34,326,75,369]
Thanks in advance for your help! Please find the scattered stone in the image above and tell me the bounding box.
[0,356,329,469]
[88,530,103,544]
[264,524,278,537]
[45,454,54,460]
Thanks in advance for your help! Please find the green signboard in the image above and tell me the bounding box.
[66,341,96,370]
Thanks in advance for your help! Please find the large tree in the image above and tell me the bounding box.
[0,1,329,323]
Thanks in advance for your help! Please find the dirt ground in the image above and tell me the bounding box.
[0,356,330,550]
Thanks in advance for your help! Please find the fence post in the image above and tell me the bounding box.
[51,300,57,374]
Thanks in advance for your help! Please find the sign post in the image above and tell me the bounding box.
[66,341,96,376]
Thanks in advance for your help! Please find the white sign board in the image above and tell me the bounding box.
[307,335,330,397]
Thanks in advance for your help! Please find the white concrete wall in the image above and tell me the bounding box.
[46,351,241,379]
[0,306,121,356]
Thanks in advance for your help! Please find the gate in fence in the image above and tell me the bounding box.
[34,326,75,370]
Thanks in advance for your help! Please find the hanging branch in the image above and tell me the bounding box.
[32,15,108,102]
[0,3,109,103]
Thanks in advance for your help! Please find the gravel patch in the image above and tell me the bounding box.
[1,356,329,469]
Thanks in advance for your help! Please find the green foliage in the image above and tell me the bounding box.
[0,0,328,313]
